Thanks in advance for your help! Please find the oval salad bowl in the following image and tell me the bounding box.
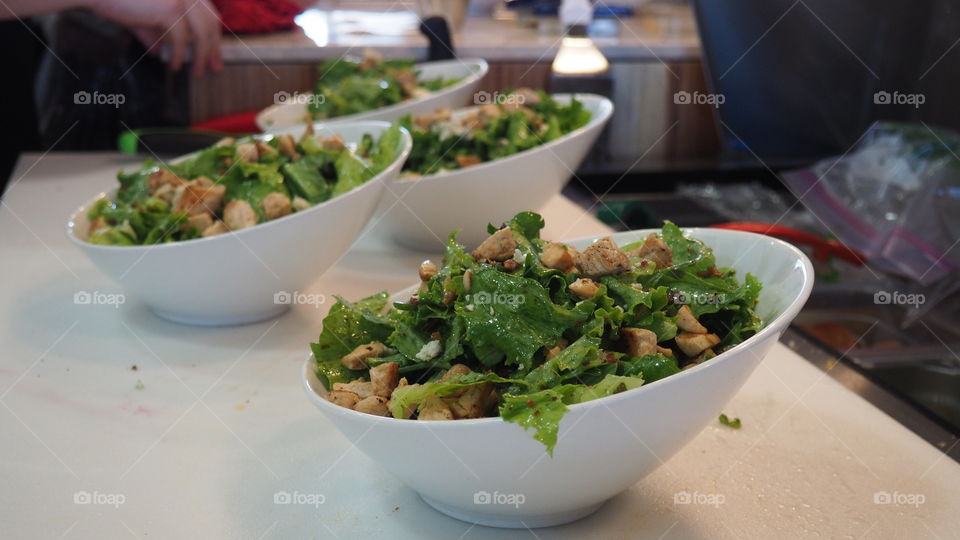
[302,227,813,527]
[66,121,412,326]
[375,93,613,251]
[258,58,489,132]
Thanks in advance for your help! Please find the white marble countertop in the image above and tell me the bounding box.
[1,153,958,538]
[221,6,700,64]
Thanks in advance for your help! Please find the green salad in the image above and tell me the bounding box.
[309,51,460,120]
[85,124,404,245]
[397,89,591,176]
[313,212,763,453]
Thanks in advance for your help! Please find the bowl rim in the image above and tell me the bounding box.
[65,121,413,253]
[302,227,815,428]
[257,58,490,132]
[386,93,614,187]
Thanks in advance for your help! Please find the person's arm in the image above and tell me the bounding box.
[1,0,223,77]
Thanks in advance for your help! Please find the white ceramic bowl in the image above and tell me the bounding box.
[257,58,489,132]
[302,228,813,528]
[66,121,412,326]
[375,93,614,251]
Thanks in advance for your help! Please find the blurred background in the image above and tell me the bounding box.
[3,0,960,453]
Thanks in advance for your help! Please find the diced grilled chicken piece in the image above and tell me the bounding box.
[291,196,310,212]
[89,216,109,233]
[370,362,400,398]
[235,143,258,163]
[260,192,292,221]
[327,390,360,409]
[545,338,568,360]
[516,87,541,106]
[340,341,387,370]
[223,200,258,230]
[656,346,674,358]
[441,364,472,382]
[413,108,452,130]
[255,140,277,158]
[691,348,716,365]
[540,242,579,273]
[471,227,516,261]
[354,395,390,416]
[147,168,185,193]
[359,48,383,70]
[183,212,213,233]
[576,237,631,278]
[202,221,228,237]
[675,332,721,357]
[449,382,494,419]
[276,134,300,160]
[419,260,438,281]
[621,327,658,357]
[676,305,708,334]
[568,278,600,299]
[418,396,454,420]
[455,155,482,168]
[172,178,226,216]
[153,183,176,204]
[320,135,345,151]
[333,380,375,400]
[628,233,673,269]
[214,136,236,147]
[391,69,420,95]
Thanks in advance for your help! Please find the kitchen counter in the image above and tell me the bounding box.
[2,153,957,538]
[220,6,700,64]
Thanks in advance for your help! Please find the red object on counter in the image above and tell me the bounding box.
[191,111,261,134]
[711,222,867,266]
[211,0,304,34]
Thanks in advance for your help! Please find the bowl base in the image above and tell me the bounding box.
[150,304,289,327]
[419,493,605,529]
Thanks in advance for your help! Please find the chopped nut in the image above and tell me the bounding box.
[340,341,387,370]
[676,305,708,334]
[569,278,600,299]
[675,332,721,357]
[471,227,516,261]
[621,327,658,357]
[576,237,631,278]
[419,260,438,281]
